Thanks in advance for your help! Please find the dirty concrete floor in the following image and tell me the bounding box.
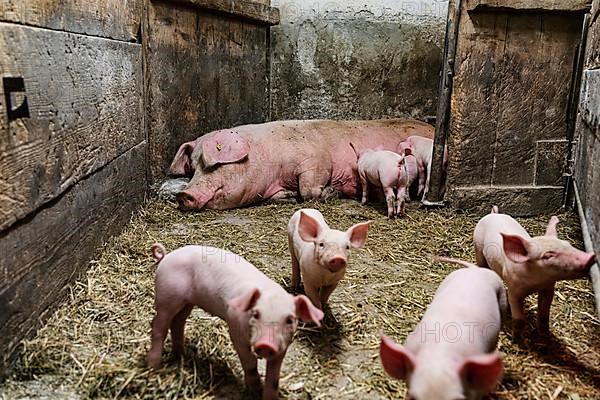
[1,199,599,400]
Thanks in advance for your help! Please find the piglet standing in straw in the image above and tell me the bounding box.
[442,206,596,338]
[288,209,370,310]
[380,262,506,400]
[350,142,417,217]
[147,243,323,400]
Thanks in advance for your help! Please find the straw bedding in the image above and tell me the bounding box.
[2,198,599,400]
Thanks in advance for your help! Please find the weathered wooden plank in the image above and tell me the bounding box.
[467,0,591,12]
[447,11,507,188]
[491,14,542,186]
[0,142,147,376]
[0,23,143,231]
[449,186,564,215]
[534,140,569,186]
[579,69,600,129]
[585,10,600,70]
[146,2,270,180]
[165,0,280,25]
[0,0,141,41]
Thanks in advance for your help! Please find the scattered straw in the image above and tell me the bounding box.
[1,199,599,399]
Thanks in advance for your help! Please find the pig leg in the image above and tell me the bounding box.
[147,308,178,369]
[508,292,526,342]
[384,186,395,218]
[170,304,193,356]
[304,284,323,310]
[297,164,330,201]
[319,283,339,306]
[537,285,555,335]
[288,235,301,291]
[359,172,369,205]
[422,160,432,199]
[267,190,298,204]
[395,186,407,216]
[417,163,426,198]
[229,330,261,393]
[264,354,285,400]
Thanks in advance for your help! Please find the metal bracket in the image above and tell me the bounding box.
[3,77,30,121]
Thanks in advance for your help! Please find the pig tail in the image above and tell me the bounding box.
[151,243,167,262]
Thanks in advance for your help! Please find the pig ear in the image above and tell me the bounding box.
[294,295,324,327]
[298,211,322,243]
[201,129,250,168]
[379,335,416,381]
[347,221,371,248]
[459,351,503,392]
[169,141,197,176]
[229,288,261,313]
[501,233,530,263]
[545,216,559,237]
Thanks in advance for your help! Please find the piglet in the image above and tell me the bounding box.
[288,209,370,310]
[147,243,323,400]
[350,143,415,217]
[470,206,596,336]
[380,266,506,400]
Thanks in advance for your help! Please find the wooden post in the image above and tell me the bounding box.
[565,13,590,209]
[424,0,462,206]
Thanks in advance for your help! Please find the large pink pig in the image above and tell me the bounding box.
[380,266,506,400]
[471,207,596,337]
[170,119,434,210]
[147,244,323,400]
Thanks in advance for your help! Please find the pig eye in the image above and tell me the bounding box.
[542,252,556,260]
[285,316,296,325]
[318,242,325,248]
[251,310,260,319]
[346,244,350,250]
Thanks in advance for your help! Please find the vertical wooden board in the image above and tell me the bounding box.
[0,0,142,42]
[534,140,568,186]
[447,11,507,187]
[490,14,542,186]
[146,2,269,180]
[0,142,147,373]
[0,23,143,231]
[533,14,581,141]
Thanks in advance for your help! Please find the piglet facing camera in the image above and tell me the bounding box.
[380,267,505,400]
[287,209,370,310]
[147,243,323,400]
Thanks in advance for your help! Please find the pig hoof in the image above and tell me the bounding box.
[146,356,161,370]
[511,320,526,343]
[537,319,550,337]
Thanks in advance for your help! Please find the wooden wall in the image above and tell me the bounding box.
[0,0,278,375]
[574,0,600,305]
[0,0,146,374]
[444,2,585,215]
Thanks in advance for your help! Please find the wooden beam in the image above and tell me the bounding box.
[0,23,143,231]
[0,142,147,376]
[161,0,280,25]
[0,0,142,42]
[467,0,592,13]
[448,186,564,216]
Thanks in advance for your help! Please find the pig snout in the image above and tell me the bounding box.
[176,190,206,210]
[328,257,347,272]
[253,340,278,359]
